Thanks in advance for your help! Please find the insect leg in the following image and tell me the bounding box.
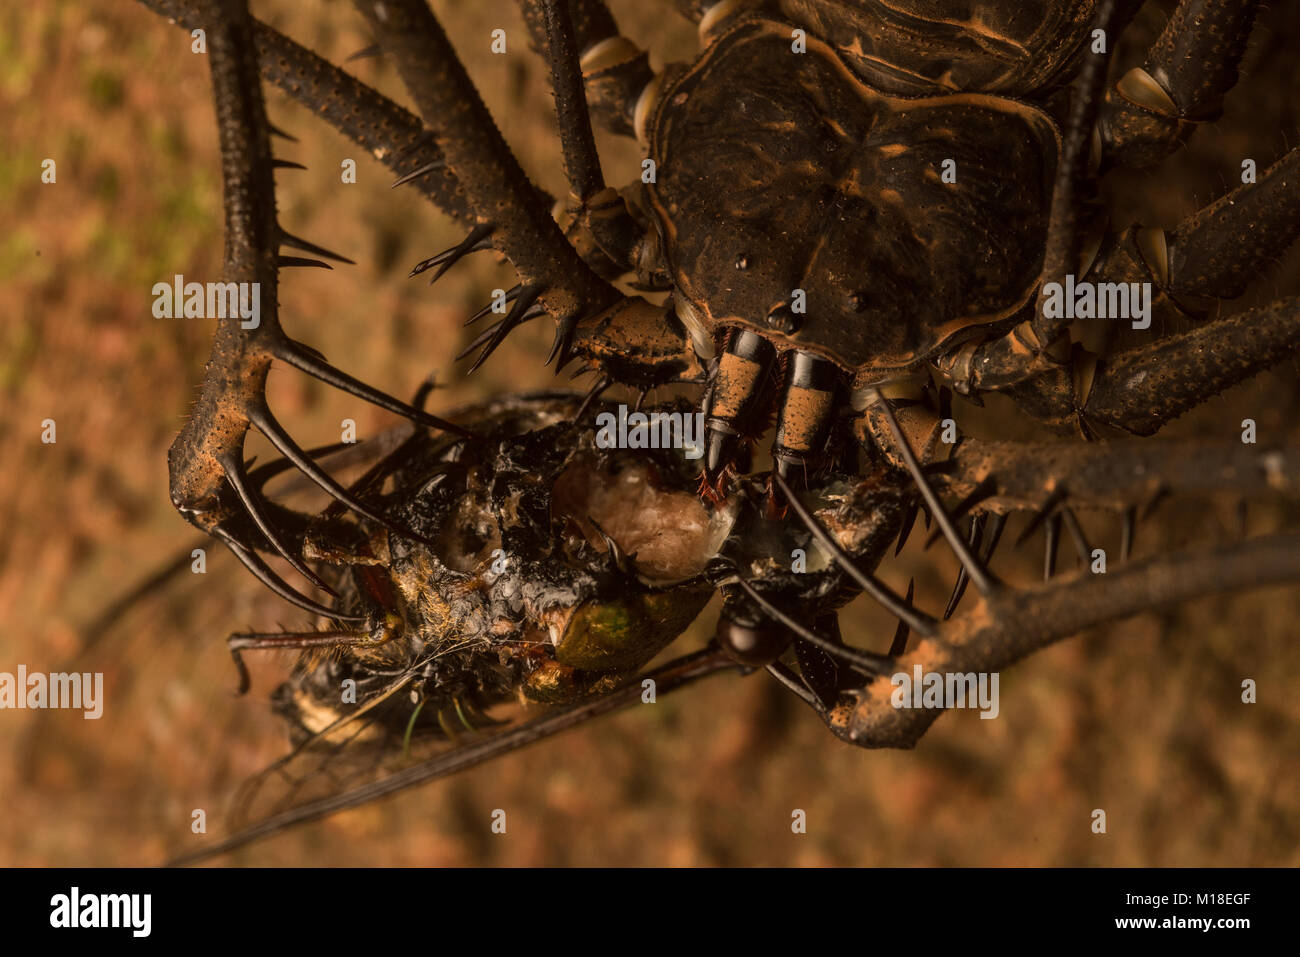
[1082,294,1300,436]
[1100,0,1265,170]
[722,574,898,674]
[871,398,998,596]
[1072,146,1300,315]
[514,0,654,139]
[524,0,654,283]
[771,472,937,637]
[227,629,374,696]
[934,437,1300,573]
[1161,146,1300,303]
[944,146,1300,432]
[353,0,623,327]
[1033,0,1124,350]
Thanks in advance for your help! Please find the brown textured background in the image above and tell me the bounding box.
[2,0,1299,866]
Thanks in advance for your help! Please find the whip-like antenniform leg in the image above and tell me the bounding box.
[515,0,654,138]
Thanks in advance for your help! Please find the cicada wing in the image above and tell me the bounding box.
[227,678,525,832]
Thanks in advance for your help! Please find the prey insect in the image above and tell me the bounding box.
[169,388,1300,864]
[136,0,1300,862]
